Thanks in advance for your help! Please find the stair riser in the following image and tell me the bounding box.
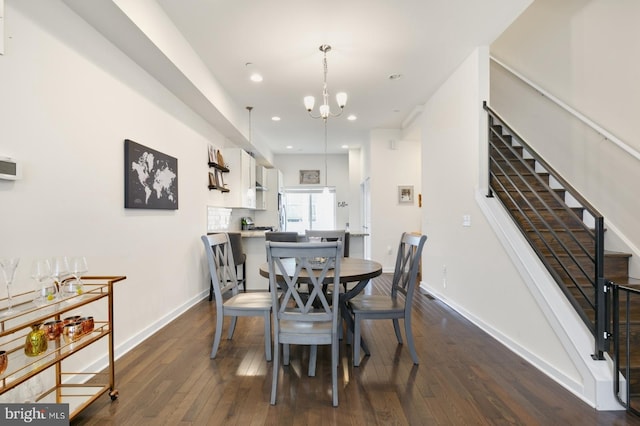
[509,208,585,229]
[492,158,537,174]
[490,145,523,158]
[526,231,595,254]
[494,188,567,209]
[550,256,630,283]
[491,173,552,192]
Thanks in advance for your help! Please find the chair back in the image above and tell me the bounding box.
[226,232,246,266]
[304,230,347,257]
[266,241,342,333]
[391,232,427,312]
[201,234,240,304]
[265,232,300,242]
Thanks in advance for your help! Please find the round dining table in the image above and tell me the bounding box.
[259,257,383,354]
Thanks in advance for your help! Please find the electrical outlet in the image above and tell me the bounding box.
[387,246,392,255]
[462,214,471,227]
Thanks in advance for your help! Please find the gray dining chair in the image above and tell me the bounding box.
[201,234,272,360]
[266,241,343,407]
[304,229,348,257]
[208,232,246,300]
[264,231,300,242]
[348,232,427,366]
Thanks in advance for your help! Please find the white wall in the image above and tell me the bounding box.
[418,48,584,390]
[368,130,422,271]
[347,148,362,231]
[490,0,640,275]
[273,153,350,230]
[0,1,222,368]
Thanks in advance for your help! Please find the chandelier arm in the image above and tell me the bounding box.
[328,108,345,118]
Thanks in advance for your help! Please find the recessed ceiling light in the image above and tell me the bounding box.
[250,73,263,82]
[271,116,281,121]
[347,115,357,121]
[388,74,402,80]
[286,145,293,150]
[341,145,349,149]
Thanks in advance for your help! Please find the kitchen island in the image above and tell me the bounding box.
[239,231,368,291]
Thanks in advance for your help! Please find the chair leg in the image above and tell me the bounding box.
[405,316,419,365]
[210,310,224,359]
[353,314,361,367]
[393,318,403,344]
[270,341,279,405]
[242,262,247,292]
[309,345,317,376]
[283,344,290,365]
[339,301,353,344]
[264,311,272,362]
[332,337,338,407]
[228,316,238,339]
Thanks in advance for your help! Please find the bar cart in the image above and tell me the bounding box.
[0,276,125,419]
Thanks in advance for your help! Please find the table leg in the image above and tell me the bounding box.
[339,279,370,356]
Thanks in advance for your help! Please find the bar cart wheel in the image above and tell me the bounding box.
[110,389,119,400]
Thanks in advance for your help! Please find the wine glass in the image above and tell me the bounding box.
[68,256,88,296]
[31,258,56,306]
[0,257,20,316]
[50,256,69,297]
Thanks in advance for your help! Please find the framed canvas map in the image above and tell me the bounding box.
[124,139,178,209]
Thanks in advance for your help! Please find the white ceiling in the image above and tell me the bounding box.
[66,0,532,156]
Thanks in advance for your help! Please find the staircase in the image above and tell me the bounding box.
[485,104,640,414]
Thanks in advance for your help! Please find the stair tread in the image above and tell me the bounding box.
[551,250,632,258]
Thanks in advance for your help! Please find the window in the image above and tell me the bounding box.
[283,188,336,233]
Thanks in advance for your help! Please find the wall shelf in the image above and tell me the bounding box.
[208,161,230,193]
[208,185,230,193]
[207,162,229,173]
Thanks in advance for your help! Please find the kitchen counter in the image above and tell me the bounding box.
[239,230,269,238]
[239,230,369,238]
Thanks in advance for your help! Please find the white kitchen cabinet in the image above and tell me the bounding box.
[255,165,267,210]
[254,168,282,229]
[223,148,256,209]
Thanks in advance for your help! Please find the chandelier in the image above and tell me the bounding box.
[303,45,347,120]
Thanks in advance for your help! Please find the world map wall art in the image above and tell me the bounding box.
[124,139,178,210]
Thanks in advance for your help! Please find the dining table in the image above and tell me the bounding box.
[259,257,383,354]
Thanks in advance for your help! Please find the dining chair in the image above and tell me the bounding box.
[264,231,300,242]
[200,234,272,361]
[208,232,246,300]
[304,229,348,257]
[227,232,247,292]
[348,232,427,366]
[266,241,342,407]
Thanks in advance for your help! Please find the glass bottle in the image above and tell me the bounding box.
[24,323,48,357]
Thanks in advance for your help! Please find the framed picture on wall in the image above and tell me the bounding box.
[398,185,414,204]
[300,170,320,184]
[124,139,178,210]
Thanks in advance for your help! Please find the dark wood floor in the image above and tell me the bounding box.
[71,275,640,425]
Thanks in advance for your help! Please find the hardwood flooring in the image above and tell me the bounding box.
[71,275,640,425]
